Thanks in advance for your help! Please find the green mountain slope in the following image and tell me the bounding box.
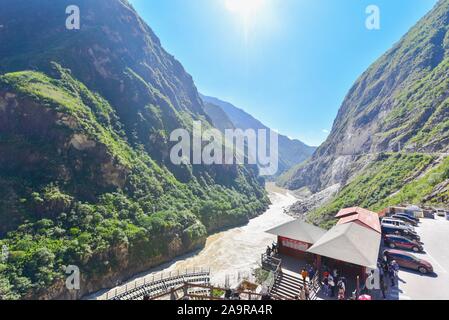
[280,0,449,226]
[0,0,269,299]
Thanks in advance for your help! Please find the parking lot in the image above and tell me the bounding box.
[389,215,449,300]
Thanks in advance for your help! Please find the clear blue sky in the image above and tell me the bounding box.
[130,0,437,146]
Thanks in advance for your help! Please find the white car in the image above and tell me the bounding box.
[436,209,447,217]
[381,218,415,232]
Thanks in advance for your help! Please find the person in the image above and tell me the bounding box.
[333,269,338,281]
[323,268,330,279]
[266,246,272,257]
[304,284,310,300]
[388,262,396,287]
[299,288,306,300]
[392,260,400,278]
[272,242,277,255]
[308,265,316,282]
[337,279,345,300]
[301,268,309,283]
[328,274,335,297]
[322,276,330,297]
[380,277,387,300]
[382,260,389,274]
[378,262,385,282]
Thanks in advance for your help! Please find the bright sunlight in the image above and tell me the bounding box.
[225,0,266,20]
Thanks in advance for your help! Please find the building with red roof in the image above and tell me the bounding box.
[336,207,381,234]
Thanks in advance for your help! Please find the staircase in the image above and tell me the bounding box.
[270,272,304,300]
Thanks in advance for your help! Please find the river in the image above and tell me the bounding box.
[91,183,296,299]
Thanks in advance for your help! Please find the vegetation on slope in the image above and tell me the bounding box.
[0,67,269,299]
[307,153,436,229]
[280,0,449,229]
[279,0,449,193]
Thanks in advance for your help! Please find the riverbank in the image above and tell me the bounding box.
[88,184,297,300]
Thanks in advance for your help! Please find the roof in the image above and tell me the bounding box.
[378,208,388,218]
[307,222,381,269]
[266,220,327,245]
[335,207,377,218]
[336,208,381,233]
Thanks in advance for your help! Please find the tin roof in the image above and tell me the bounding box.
[336,208,381,234]
[336,207,376,218]
[266,220,327,245]
[307,222,381,269]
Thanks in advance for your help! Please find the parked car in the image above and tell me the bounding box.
[383,249,433,274]
[391,214,418,227]
[394,213,419,223]
[382,225,421,242]
[436,209,447,217]
[399,210,420,220]
[381,218,415,232]
[383,235,423,252]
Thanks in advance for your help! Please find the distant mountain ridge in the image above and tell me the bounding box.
[279,0,449,228]
[201,95,316,177]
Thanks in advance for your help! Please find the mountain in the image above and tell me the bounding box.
[280,0,449,227]
[203,101,236,133]
[0,0,269,299]
[201,95,316,177]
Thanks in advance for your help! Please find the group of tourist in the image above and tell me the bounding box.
[321,268,347,300]
[266,243,278,257]
[378,257,400,299]
[300,265,316,283]
[293,265,316,300]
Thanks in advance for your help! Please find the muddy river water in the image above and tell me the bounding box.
[91,183,296,299]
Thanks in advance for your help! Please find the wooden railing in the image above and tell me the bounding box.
[149,282,265,301]
[261,253,282,273]
[105,268,211,300]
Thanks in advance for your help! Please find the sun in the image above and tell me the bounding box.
[225,0,265,18]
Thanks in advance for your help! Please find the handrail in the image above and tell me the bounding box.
[149,282,265,300]
[106,268,211,300]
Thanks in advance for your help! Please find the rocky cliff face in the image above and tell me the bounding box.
[281,0,449,225]
[0,0,269,300]
[283,0,449,191]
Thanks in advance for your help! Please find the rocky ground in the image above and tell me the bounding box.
[286,184,340,219]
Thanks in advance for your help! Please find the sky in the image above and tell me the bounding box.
[129,0,438,146]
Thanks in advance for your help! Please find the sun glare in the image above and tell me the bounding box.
[224,0,268,42]
[225,0,265,18]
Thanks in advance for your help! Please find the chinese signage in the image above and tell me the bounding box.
[280,237,309,252]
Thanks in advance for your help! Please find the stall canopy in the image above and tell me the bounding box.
[266,220,327,245]
[336,208,381,233]
[307,222,381,269]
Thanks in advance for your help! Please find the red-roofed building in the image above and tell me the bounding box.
[336,207,381,234]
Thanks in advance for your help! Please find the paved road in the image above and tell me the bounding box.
[392,215,449,300]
